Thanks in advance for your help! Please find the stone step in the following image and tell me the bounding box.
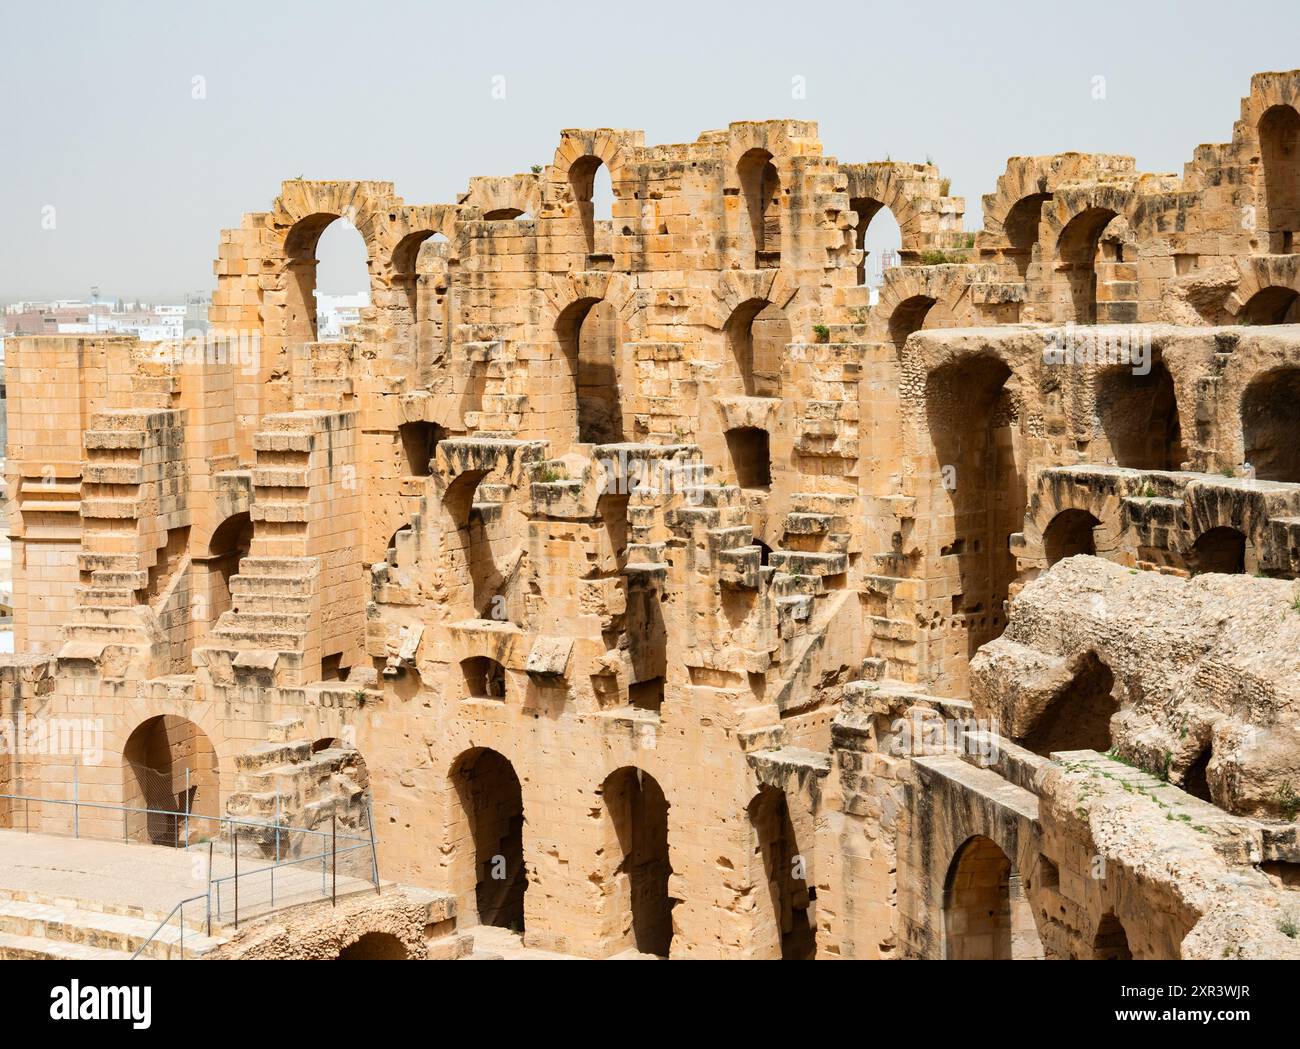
[211,625,306,647]
[230,592,313,614]
[0,931,134,961]
[783,512,834,535]
[234,740,313,772]
[768,550,849,576]
[92,570,149,589]
[230,573,314,597]
[0,898,224,960]
[75,586,137,607]
[236,557,317,578]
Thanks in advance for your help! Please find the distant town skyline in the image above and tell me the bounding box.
[3,0,1299,300]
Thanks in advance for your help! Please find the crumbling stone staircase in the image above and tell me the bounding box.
[59,409,190,676]
[224,718,370,858]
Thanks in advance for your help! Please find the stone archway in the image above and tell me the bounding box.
[122,715,220,847]
[449,747,527,931]
[600,767,674,957]
[747,786,816,959]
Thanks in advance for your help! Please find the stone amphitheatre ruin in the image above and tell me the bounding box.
[5,68,1300,960]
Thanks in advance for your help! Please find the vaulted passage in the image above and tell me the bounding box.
[1094,361,1183,469]
[1056,207,1120,323]
[726,426,772,489]
[557,298,624,445]
[1189,527,1247,575]
[748,786,815,959]
[1043,509,1099,566]
[1259,105,1300,254]
[888,294,937,352]
[725,298,789,397]
[207,511,252,624]
[122,716,219,847]
[1021,651,1118,756]
[602,767,674,956]
[851,198,904,285]
[739,149,781,268]
[1092,911,1133,960]
[1003,193,1052,277]
[399,421,445,477]
[1240,286,1300,324]
[461,655,507,699]
[451,748,526,930]
[926,354,1025,661]
[571,155,613,254]
[337,931,409,960]
[943,836,1013,959]
[285,213,369,344]
[1242,367,1300,481]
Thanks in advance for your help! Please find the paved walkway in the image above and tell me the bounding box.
[0,828,375,924]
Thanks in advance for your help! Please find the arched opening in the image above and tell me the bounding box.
[442,469,507,619]
[854,198,903,288]
[483,208,529,220]
[1003,193,1052,278]
[1043,508,1100,566]
[1259,105,1300,254]
[399,421,445,477]
[725,427,772,490]
[1189,527,1247,575]
[1243,367,1300,481]
[207,511,252,624]
[1182,744,1213,803]
[386,525,411,560]
[571,156,613,254]
[926,354,1025,663]
[888,294,937,352]
[122,715,219,847]
[601,767,674,956]
[1056,207,1119,324]
[461,656,507,700]
[724,298,789,397]
[557,298,624,445]
[748,786,815,959]
[943,836,1012,959]
[337,931,409,960]
[1240,286,1300,324]
[285,215,369,344]
[1092,911,1133,960]
[1094,362,1184,469]
[738,149,781,268]
[1021,651,1118,756]
[450,748,526,930]
[392,231,450,378]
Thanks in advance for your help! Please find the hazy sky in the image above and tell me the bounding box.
[2,0,1297,301]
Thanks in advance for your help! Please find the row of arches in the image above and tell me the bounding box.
[121,716,372,848]
[943,835,1133,960]
[927,350,1300,660]
[1045,509,1252,577]
[450,748,814,958]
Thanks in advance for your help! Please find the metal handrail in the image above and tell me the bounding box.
[0,790,383,959]
[130,893,209,961]
[0,790,373,844]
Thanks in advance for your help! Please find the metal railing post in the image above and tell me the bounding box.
[179,901,185,960]
[206,840,214,935]
[365,796,380,895]
[184,768,190,849]
[331,815,337,907]
[275,793,281,863]
[72,759,79,839]
[233,831,239,930]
